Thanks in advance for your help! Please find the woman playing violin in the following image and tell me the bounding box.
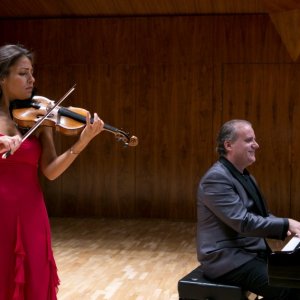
[0,44,104,299]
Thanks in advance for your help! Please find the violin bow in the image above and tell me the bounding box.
[2,84,76,159]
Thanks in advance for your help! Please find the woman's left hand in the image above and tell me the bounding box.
[80,112,104,142]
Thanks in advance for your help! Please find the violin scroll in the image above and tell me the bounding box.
[117,134,138,147]
[104,124,138,147]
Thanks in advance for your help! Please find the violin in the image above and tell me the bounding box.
[10,95,138,147]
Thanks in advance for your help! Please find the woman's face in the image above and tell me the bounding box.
[1,55,35,101]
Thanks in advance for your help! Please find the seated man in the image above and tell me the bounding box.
[196,119,300,300]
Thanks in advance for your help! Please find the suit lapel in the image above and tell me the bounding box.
[219,157,268,217]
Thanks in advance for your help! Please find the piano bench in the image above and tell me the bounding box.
[178,265,248,300]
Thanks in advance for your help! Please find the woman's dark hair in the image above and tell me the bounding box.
[216,119,251,156]
[0,44,33,97]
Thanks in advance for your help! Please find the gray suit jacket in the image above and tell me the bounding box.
[196,158,288,279]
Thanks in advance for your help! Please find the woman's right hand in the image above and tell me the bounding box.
[0,135,22,154]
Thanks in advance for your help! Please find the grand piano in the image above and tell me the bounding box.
[268,236,300,288]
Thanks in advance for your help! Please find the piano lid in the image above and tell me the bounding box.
[268,236,300,288]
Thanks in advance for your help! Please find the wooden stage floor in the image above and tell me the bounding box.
[50,218,198,300]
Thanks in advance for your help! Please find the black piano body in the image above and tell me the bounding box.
[268,236,300,288]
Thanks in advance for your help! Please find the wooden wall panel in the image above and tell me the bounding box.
[135,64,213,219]
[135,16,213,64]
[289,71,300,219]
[134,16,214,219]
[213,15,291,63]
[1,14,300,220]
[0,18,136,65]
[0,0,266,18]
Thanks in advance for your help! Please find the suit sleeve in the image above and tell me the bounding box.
[199,169,288,240]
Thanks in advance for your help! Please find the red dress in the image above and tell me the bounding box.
[0,135,59,300]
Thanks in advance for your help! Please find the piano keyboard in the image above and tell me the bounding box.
[281,236,300,251]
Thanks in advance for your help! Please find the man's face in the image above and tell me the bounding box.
[225,123,259,172]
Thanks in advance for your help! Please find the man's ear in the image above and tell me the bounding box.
[224,140,232,152]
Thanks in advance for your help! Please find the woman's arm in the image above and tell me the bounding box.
[39,112,104,180]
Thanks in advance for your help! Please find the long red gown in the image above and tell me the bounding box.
[0,134,59,300]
